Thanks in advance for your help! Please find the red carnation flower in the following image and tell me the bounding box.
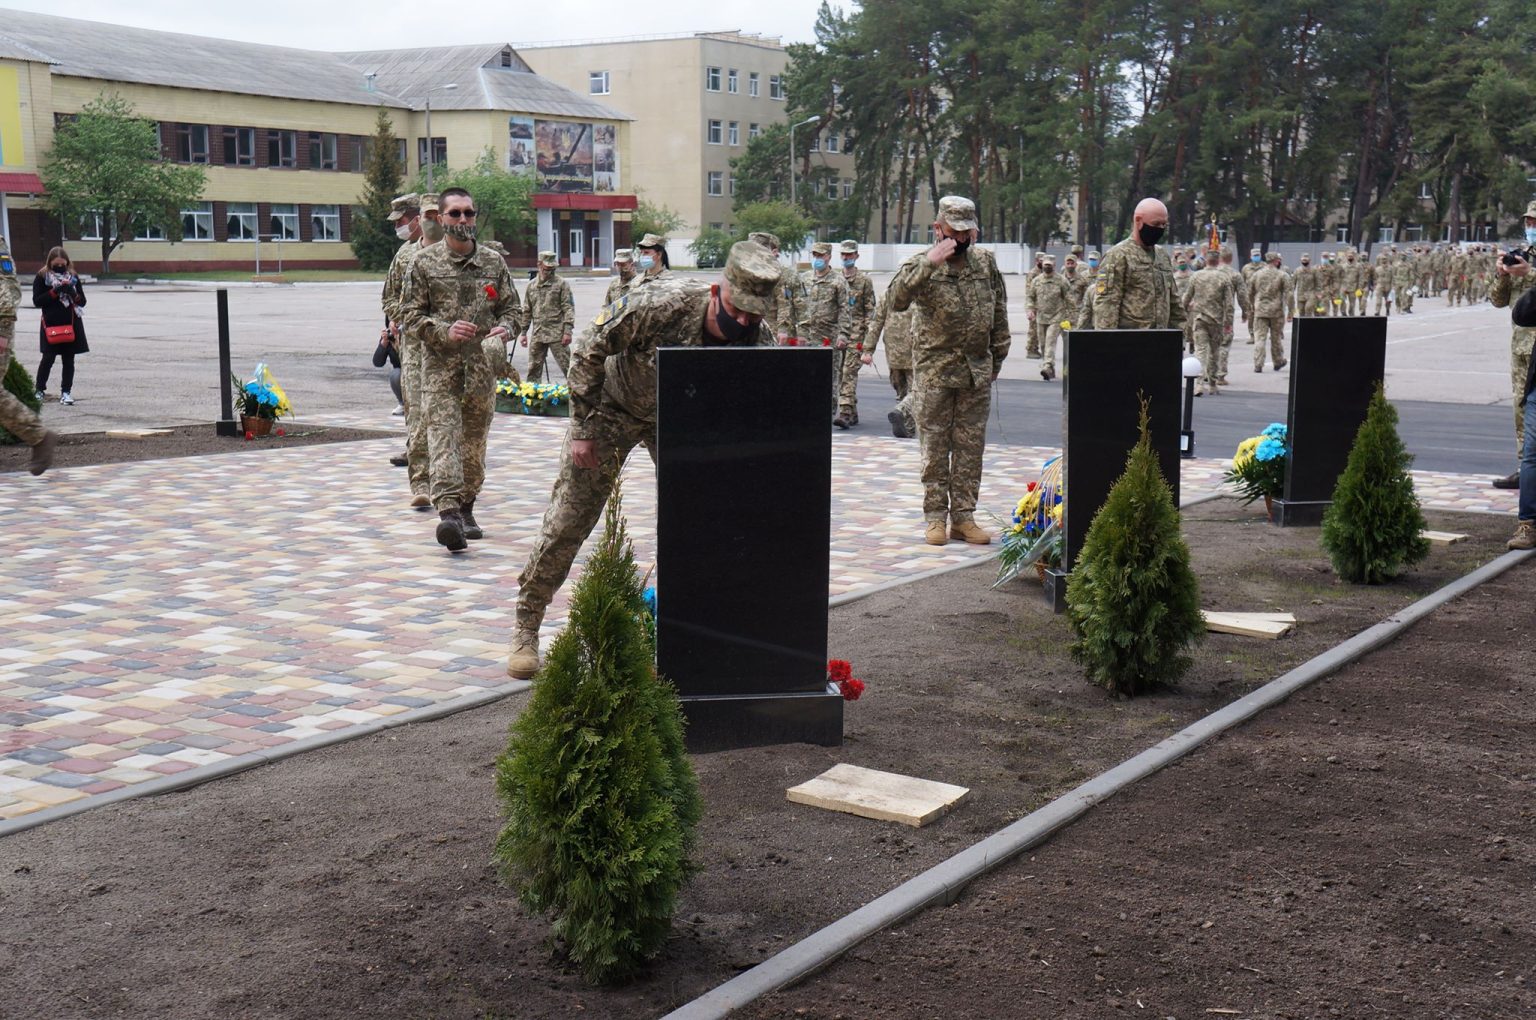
[275,428,285,437]
[837,677,865,701]
[244,431,254,441]
[821,338,831,347]
[484,284,498,300]
[785,337,798,346]
[828,659,852,683]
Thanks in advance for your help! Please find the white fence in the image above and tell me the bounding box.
[668,238,1035,275]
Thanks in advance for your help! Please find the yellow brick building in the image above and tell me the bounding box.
[0,10,634,272]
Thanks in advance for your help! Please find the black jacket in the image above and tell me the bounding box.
[33,271,89,355]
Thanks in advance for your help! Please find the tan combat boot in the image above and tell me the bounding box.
[410,492,431,509]
[950,520,992,545]
[1508,520,1536,552]
[29,430,58,476]
[507,629,541,680]
[925,520,948,546]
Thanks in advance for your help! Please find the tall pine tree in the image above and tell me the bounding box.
[350,109,404,271]
[1321,384,1429,584]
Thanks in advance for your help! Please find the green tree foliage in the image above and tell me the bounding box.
[39,94,205,273]
[689,227,731,268]
[493,484,702,985]
[1067,399,1204,698]
[350,109,404,272]
[1320,385,1430,585]
[410,148,536,248]
[631,198,686,240]
[0,355,41,445]
[732,202,814,255]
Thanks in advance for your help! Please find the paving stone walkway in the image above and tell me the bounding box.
[0,413,1515,825]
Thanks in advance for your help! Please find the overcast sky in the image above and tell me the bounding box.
[0,0,848,49]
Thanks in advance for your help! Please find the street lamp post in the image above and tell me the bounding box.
[788,115,821,206]
[423,83,458,193]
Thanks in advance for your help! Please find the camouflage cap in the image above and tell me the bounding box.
[838,239,859,255]
[612,248,634,264]
[387,192,420,222]
[418,192,439,213]
[1250,246,1262,255]
[723,241,779,317]
[538,250,557,267]
[1524,200,1536,220]
[1070,244,1084,256]
[1267,251,1282,263]
[637,233,667,249]
[1064,251,1077,262]
[748,231,781,250]
[810,241,832,256]
[937,195,979,232]
[1040,253,1056,265]
[1086,250,1101,260]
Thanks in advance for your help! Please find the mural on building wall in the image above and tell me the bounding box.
[593,123,618,194]
[531,120,620,194]
[507,115,534,177]
[0,66,26,166]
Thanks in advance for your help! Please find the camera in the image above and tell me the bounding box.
[1500,245,1534,267]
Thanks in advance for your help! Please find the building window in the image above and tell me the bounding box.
[769,75,786,100]
[77,211,104,240]
[727,68,738,94]
[1402,223,1423,241]
[222,126,256,166]
[749,72,760,97]
[589,70,610,95]
[826,178,839,199]
[350,136,369,173]
[707,171,723,196]
[175,124,209,164]
[1334,225,1349,243]
[226,202,259,240]
[710,222,723,231]
[417,137,446,169]
[842,178,853,199]
[1378,226,1395,243]
[809,133,820,152]
[728,121,739,146]
[311,204,341,241]
[748,122,760,140]
[270,203,299,240]
[826,132,839,153]
[308,132,338,171]
[707,119,722,145]
[1417,181,1433,200]
[705,66,721,92]
[181,202,214,240]
[728,174,737,197]
[134,220,165,241]
[268,129,298,168]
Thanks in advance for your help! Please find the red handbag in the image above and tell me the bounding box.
[44,323,75,344]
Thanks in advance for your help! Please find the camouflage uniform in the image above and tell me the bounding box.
[1293,262,1324,317]
[1091,236,1186,330]
[1317,255,1339,316]
[1028,258,1073,378]
[1173,262,1195,352]
[1341,252,1365,315]
[867,294,916,436]
[399,240,524,515]
[1247,257,1294,372]
[1393,256,1417,313]
[382,222,436,499]
[523,256,576,382]
[1490,240,1536,457]
[1024,256,1044,357]
[0,237,47,448]
[799,246,851,414]
[603,248,636,308]
[837,244,876,422]
[888,201,1010,527]
[1373,253,1395,315]
[1074,254,1100,329]
[1183,261,1237,394]
[511,245,778,647]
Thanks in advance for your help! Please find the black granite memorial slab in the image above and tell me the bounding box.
[1050,329,1185,612]
[1273,316,1387,526]
[656,346,843,751]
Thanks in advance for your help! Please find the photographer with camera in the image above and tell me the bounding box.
[1489,199,1536,491]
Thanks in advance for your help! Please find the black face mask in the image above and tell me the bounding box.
[50,265,67,272]
[1138,223,1165,246]
[951,238,971,257]
[713,292,757,343]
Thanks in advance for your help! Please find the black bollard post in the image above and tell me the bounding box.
[215,288,239,436]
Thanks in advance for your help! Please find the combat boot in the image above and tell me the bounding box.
[389,452,407,467]
[887,410,911,439]
[410,492,432,509]
[507,629,541,679]
[460,501,483,540]
[832,413,850,429]
[436,508,468,552]
[950,520,992,545]
[29,430,58,476]
[925,520,948,545]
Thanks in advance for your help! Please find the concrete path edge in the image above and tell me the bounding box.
[663,547,1534,1020]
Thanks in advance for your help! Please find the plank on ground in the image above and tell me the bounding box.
[787,763,970,828]
[1421,530,1468,545]
[1202,611,1295,639]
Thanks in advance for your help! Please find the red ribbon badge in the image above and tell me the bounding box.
[484,285,498,300]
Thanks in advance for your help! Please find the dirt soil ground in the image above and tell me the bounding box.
[0,422,396,474]
[0,502,1524,1020]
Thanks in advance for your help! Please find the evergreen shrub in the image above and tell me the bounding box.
[1,355,41,445]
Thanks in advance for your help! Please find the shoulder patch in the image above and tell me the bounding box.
[0,256,12,274]
[593,293,630,327]
[1096,282,1106,294]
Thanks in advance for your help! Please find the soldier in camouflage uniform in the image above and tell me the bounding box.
[1029,253,1072,381]
[1393,254,1417,314]
[506,242,781,678]
[1092,198,1185,331]
[799,240,851,419]
[1247,251,1294,375]
[1489,200,1536,490]
[888,195,1010,546]
[382,192,438,508]
[1024,251,1045,358]
[867,293,916,437]
[399,188,525,552]
[0,236,56,474]
[1182,252,1238,395]
[631,233,670,290]
[834,240,876,428]
[1293,254,1324,317]
[1373,250,1395,315]
[604,248,636,306]
[1075,251,1101,329]
[1173,252,1195,352]
[746,231,804,345]
[520,251,576,383]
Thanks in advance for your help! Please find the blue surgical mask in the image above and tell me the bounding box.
[1250,254,1260,263]
[1525,226,1536,245]
[638,255,655,270]
[1088,259,1098,268]
[842,258,856,269]
[812,258,827,271]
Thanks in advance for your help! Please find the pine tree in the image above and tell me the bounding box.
[0,356,41,445]
[1321,384,1430,584]
[1067,398,1205,697]
[493,483,701,984]
[350,109,404,272]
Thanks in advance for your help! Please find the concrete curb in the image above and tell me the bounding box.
[0,682,530,839]
[663,547,1534,1020]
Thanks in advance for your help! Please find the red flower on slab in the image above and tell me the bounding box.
[485,284,498,300]
[828,659,852,683]
[244,431,254,441]
[837,678,865,701]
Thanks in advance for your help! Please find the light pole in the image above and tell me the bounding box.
[423,83,458,193]
[788,114,820,206]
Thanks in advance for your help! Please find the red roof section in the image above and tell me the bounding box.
[532,193,636,211]
[0,172,44,194]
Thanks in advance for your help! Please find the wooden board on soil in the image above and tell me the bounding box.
[787,763,971,827]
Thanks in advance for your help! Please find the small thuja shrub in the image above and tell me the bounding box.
[1,354,41,445]
[1067,398,1204,697]
[1321,384,1429,584]
[493,483,701,984]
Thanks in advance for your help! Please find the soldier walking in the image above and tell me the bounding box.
[1394,254,1417,314]
[381,192,439,509]
[1247,252,1293,374]
[888,195,1010,546]
[1373,250,1395,315]
[1294,254,1324,317]
[1183,252,1237,395]
[506,243,781,679]
[867,293,916,437]
[798,241,850,420]
[520,251,576,383]
[399,187,525,552]
[1029,253,1072,381]
[834,240,876,428]
[1092,197,1185,330]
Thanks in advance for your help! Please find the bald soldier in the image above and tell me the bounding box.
[506,242,782,679]
[1092,197,1186,331]
[0,235,57,474]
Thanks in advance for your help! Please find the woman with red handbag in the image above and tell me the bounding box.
[33,246,88,406]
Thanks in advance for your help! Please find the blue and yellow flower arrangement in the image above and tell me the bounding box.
[995,455,1064,587]
[495,379,571,417]
[1224,422,1288,506]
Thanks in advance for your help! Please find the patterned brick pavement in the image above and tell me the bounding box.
[0,412,1515,826]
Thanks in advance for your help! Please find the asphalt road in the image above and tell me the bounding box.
[24,271,1520,478]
